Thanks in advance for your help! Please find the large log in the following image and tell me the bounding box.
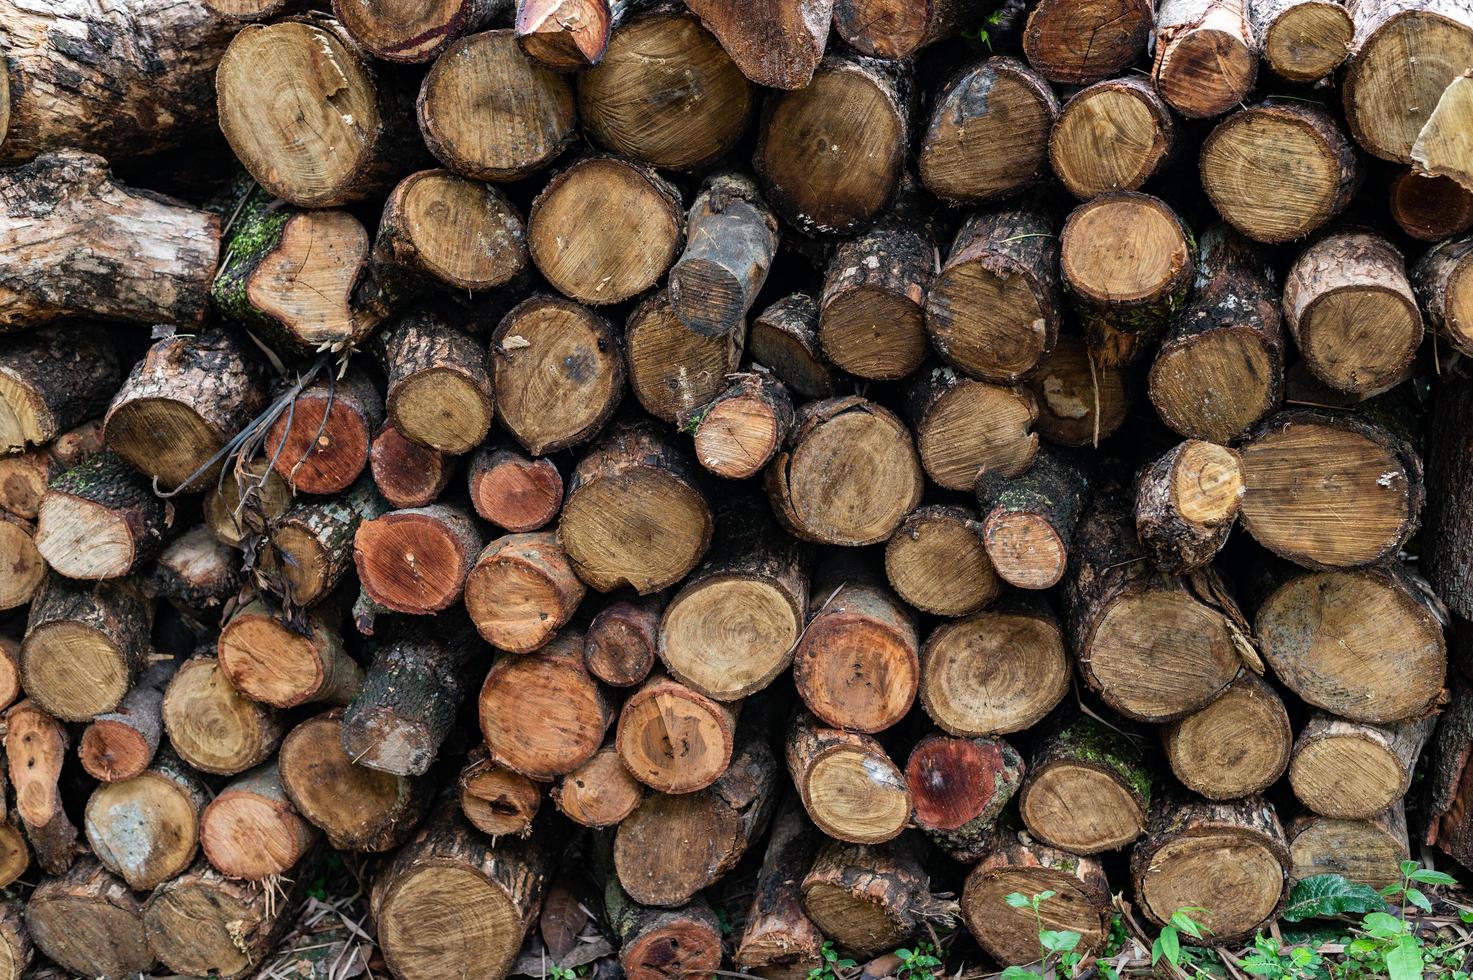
[162,655,284,776]
[909,369,1038,494]
[1018,712,1152,854]
[1288,713,1434,819]
[1023,0,1153,83]
[84,750,207,891]
[1048,77,1175,200]
[800,835,956,957]
[1153,0,1258,119]
[1288,806,1408,889]
[21,576,150,722]
[1162,672,1292,800]
[480,632,615,779]
[376,169,528,297]
[24,857,154,979]
[883,505,1000,618]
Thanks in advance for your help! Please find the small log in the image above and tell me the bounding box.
[106,329,266,492]
[919,602,1070,736]
[1026,332,1132,447]
[34,451,166,580]
[491,295,626,455]
[605,880,723,980]
[833,0,972,57]
[1153,0,1258,119]
[0,514,41,612]
[375,309,495,456]
[1390,168,1473,241]
[353,504,482,615]
[465,531,585,652]
[375,169,528,294]
[1201,102,1359,243]
[768,397,923,546]
[528,156,683,305]
[333,0,507,61]
[259,478,387,606]
[616,673,737,793]
[1049,77,1175,200]
[0,419,105,518]
[217,17,425,207]
[202,458,292,549]
[202,0,302,21]
[626,288,743,423]
[1022,0,1154,83]
[754,55,910,235]
[1018,713,1151,854]
[85,750,207,891]
[459,749,542,838]
[163,655,284,776]
[21,576,150,722]
[1130,793,1290,944]
[279,710,429,852]
[585,595,662,687]
[1257,565,1446,723]
[918,57,1059,204]
[468,446,562,532]
[976,445,1089,590]
[514,0,647,70]
[733,797,825,980]
[749,293,833,402]
[24,857,153,978]
[884,504,999,617]
[1288,805,1409,889]
[659,502,807,701]
[800,835,956,957]
[371,424,452,509]
[418,28,577,182]
[578,6,755,170]
[615,736,777,906]
[560,421,713,593]
[552,743,644,828]
[787,712,911,845]
[0,150,217,329]
[1239,409,1423,569]
[147,526,240,617]
[480,631,615,779]
[200,763,317,880]
[265,367,385,496]
[906,734,1025,863]
[1251,0,1354,81]
[1060,191,1196,367]
[1289,712,1434,819]
[0,326,119,455]
[78,662,171,784]
[0,898,30,980]
[1163,672,1292,800]
[371,803,547,980]
[1416,235,1473,360]
[219,599,361,709]
[685,371,794,480]
[683,0,833,89]
[4,700,77,874]
[1135,440,1244,575]
[1413,68,1473,191]
[669,173,779,339]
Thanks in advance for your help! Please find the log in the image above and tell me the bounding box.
[1134,440,1243,575]
[0,514,40,611]
[1018,712,1151,854]
[753,55,909,235]
[202,0,301,20]
[0,419,104,518]
[341,624,479,776]
[906,734,1025,863]
[162,655,284,776]
[1201,102,1359,243]
[528,156,683,304]
[1426,375,1473,617]
[1060,191,1196,367]
[514,0,649,70]
[1289,713,1434,819]
[961,825,1111,965]
[1420,674,1473,868]
[1162,671,1292,800]
[371,803,546,980]
[259,478,387,606]
[0,641,16,717]
[578,6,755,170]
[371,423,452,510]
[0,326,119,455]
[84,750,207,890]
[659,503,807,701]
[376,169,528,296]
[78,662,171,784]
[4,700,77,874]
[24,857,153,979]
[976,445,1088,590]
[21,576,150,722]
[0,711,29,891]
[924,206,1060,385]
[1282,233,1422,395]
[147,526,240,617]
[468,446,562,532]
[626,289,743,423]
[217,17,425,207]
[833,0,972,57]
[552,743,644,828]
[1239,409,1424,569]
[1256,565,1446,723]
[733,797,825,980]
[800,835,956,957]
[1342,0,1473,165]
[560,421,713,593]
[480,631,615,779]
[459,750,542,838]
[33,451,165,580]
[332,0,507,61]
[669,173,779,339]
[1149,224,1285,443]
[1130,793,1290,944]
[683,0,833,89]
[279,710,429,852]
[353,504,482,615]
[199,762,317,880]
[883,504,1000,618]
[465,531,585,652]
[491,295,625,455]
[1048,77,1176,200]
[418,28,577,182]
[0,899,29,980]
[1250,0,1354,81]
[1288,806,1409,889]
[605,881,723,980]
[265,367,384,496]
[685,371,794,480]
[749,293,833,402]
[1153,0,1258,119]
[202,457,291,549]
[615,736,777,906]
[1389,168,1473,241]
[787,712,910,845]
[586,595,662,687]
[1022,0,1154,83]
[917,57,1059,204]
[1413,68,1473,191]
[918,602,1070,736]
[616,673,737,793]
[377,308,494,455]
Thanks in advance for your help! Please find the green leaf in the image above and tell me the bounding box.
[1385,934,1423,980]
[1000,967,1036,980]
[1171,911,1204,939]
[1281,875,1385,922]
[1005,893,1032,909]
[896,950,912,961]
[1409,868,1459,886]
[1362,912,1408,939]
[1406,888,1433,913]
[1400,860,1420,877]
[1040,930,1081,954]
[1035,890,1057,904]
[1154,928,1180,966]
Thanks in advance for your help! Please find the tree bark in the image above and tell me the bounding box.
[733,796,825,980]
[24,857,153,978]
[21,575,150,721]
[906,734,1025,863]
[616,673,737,793]
[480,631,615,779]
[0,326,119,455]
[1049,77,1175,200]
[376,307,495,455]
[259,477,387,607]
[1162,671,1292,800]
[34,450,166,580]
[162,655,284,776]
[976,445,1089,590]
[79,669,167,783]
[749,293,833,402]
[683,0,834,89]
[786,711,911,845]
[1153,0,1258,119]
[800,835,957,957]
[1134,440,1244,575]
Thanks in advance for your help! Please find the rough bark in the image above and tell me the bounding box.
[34,450,167,580]
[24,857,153,978]
[800,835,957,957]
[734,797,825,980]
[376,308,495,455]
[682,0,834,89]
[669,173,779,340]
[1134,440,1244,575]
[1288,805,1409,888]
[749,293,833,402]
[0,326,119,455]
[259,477,388,607]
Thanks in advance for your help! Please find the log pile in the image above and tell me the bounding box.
[0,0,1472,977]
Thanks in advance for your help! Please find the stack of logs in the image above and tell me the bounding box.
[1,0,1473,976]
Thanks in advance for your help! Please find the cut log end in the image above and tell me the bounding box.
[1164,673,1292,800]
[1021,761,1148,854]
[800,747,911,845]
[354,507,479,615]
[162,657,282,777]
[982,512,1068,590]
[1389,170,1473,242]
[584,598,660,688]
[464,532,585,653]
[1154,23,1257,119]
[617,677,734,793]
[516,0,613,70]
[469,448,563,532]
[1171,441,1244,525]
[920,607,1070,736]
[1259,2,1354,81]
[662,575,802,701]
[334,0,488,62]
[1049,78,1173,199]
[1023,0,1153,83]
[1062,194,1193,306]
[480,634,612,780]
[200,777,315,880]
[552,746,643,827]
[459,754,542,838]
[22,621,132,723]
[884,506,999,618]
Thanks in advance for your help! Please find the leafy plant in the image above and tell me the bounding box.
[1280,875,1383,923]
[1241,932,1325,979]
[1383,859,1458,917]
[806,941,856,980]
[895,941,943,980]
[547,966,583,980]
[1151,907,1209,970]
[1000,891,1083,979]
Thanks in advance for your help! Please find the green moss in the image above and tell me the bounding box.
[1056,715,1153,804]
[211,182,291,326]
